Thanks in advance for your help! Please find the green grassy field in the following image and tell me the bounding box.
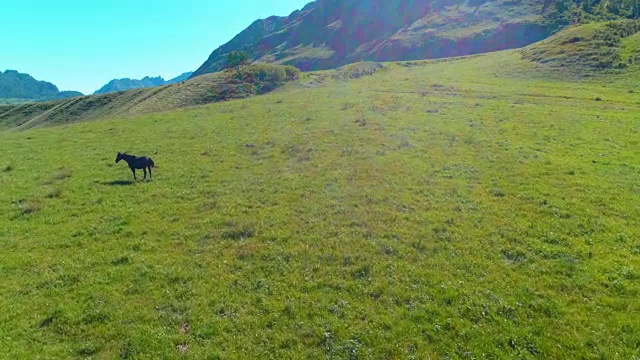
[1,28,640,359]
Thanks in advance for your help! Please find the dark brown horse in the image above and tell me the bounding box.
[115,152,155,180]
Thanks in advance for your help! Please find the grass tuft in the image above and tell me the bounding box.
[112,256,131,266]
[45,187,62,199]
[222,225,255,240]
[119,341,138,360]
[75,343,102,357]
[18,200,41,216]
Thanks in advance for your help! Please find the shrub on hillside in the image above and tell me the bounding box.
[225,51,250,72]
[241,64,301,93]
[544,0,640,29]
[205,64,300,103]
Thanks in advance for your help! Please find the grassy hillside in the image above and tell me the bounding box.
[2,27,640,358]
[522,20,640,75]
[0,64,299,130]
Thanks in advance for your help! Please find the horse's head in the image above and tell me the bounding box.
[115,152,123,163]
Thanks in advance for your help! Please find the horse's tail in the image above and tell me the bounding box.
[149,158,155,168]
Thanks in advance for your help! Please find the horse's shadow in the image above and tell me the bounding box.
[102,180,135,186]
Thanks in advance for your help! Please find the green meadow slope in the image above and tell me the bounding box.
[1,24,640,359]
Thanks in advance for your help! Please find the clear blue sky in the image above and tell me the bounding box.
[2,0,312,94]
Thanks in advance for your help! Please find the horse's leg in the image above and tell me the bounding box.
[148,166,152,179]
[143,167,147,180]
[131,168,136,181]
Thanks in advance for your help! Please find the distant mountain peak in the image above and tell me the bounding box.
[0,69,83,102]
[93,72,193,95]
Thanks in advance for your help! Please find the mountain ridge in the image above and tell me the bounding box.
[0,69,83,103]
[191,0,553,78]
[93,72,193,95]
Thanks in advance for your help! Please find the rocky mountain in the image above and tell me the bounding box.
[93,72,193,95]
[166,72,193,84]
[192,0,553,77]
[0,70,83,101]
